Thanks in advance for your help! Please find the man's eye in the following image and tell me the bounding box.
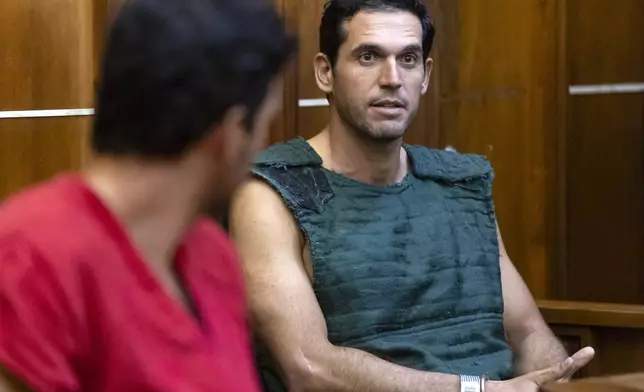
[360,53,377,62]
[401,54,418,64]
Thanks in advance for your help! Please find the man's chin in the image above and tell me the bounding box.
[366,125,408,142]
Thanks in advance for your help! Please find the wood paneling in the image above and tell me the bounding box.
[298,106,330,140]
[297,0,325,101]
[567,0,644,86]
[0,0,96,197]
[563,0,644,304]
[590,328,644,377]
[93,0,109,80]
[540,300,644,329]
[429,0,561,299]
[0,118,90,199]
[541,300,644,378]
[269,0,300,145]
[0,0,94,110]
[541,373,644,392]
[293,0,330,139]
[566,94,644,303]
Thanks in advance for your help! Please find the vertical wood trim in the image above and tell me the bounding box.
[79,0,102,167]
[271,0,299,144]
[553,0,569,299]
[432,0,458,149]
[78,0,95,108]
[92,0,108,86]
[425,0,442,148]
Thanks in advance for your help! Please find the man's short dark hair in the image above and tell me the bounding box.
[92,0,297,158]
[319,0,435,67]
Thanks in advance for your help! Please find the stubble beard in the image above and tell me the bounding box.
[336,101,416,145]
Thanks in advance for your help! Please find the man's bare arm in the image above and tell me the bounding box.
[497,226,594,378]
[229,179,462,392]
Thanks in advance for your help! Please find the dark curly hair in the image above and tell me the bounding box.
[92,0,297,158]
[319,0,435,67]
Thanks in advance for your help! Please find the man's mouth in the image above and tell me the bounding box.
[370,99,406,117]
[371,99,405,108]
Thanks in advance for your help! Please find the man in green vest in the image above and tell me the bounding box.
[229,1,595,391]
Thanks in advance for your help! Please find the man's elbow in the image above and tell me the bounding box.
[280,345,339,392]
[283,362,324,392]
[506,310,549,343]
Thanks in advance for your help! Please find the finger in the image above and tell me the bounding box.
[570,346,595,367]
[559,346,596,381]
[534,357,574,385]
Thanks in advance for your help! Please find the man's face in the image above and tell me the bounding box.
[320,10,432,141]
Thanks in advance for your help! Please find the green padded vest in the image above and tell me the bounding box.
[251,138,514,390]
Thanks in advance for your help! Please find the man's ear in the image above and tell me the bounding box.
[203,105,247,165]
[314,53,333,94]
[421,57,434,95]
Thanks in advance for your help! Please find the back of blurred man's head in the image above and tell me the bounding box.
[92,0,296,201]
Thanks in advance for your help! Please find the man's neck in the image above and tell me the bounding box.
[310,115,409,186]
[83,156,205,268]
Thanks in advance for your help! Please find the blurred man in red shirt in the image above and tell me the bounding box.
[0,0,295,391]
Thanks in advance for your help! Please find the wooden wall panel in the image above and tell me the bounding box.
[541,300,644,378]
[590,328,644,376]
[298,106,330,140]
[0,0,94,110]
[567,0,644,86]
[0,0,96,197]
[0,118,90,199]
[566,95,644,303]
[269,0,300,146]
[564,0,644,303]
[295,0,330,138]
[93,0,109,80]
[542,373,644,392]
[297,0,326,102]
[429,0,561,299]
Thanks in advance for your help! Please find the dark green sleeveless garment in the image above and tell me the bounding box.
[252,138,514,391]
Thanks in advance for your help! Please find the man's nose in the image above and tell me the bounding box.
[378,58,403,89]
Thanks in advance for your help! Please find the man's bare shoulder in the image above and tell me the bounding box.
[233,178,283,205]
[232,178,293,221]
[229,178,301,246]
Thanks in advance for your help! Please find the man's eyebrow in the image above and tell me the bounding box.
[350,43,383,56]
[350,43,423,56]
[400,43,423,54]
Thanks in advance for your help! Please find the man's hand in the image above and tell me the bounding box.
[489,346,595,392]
